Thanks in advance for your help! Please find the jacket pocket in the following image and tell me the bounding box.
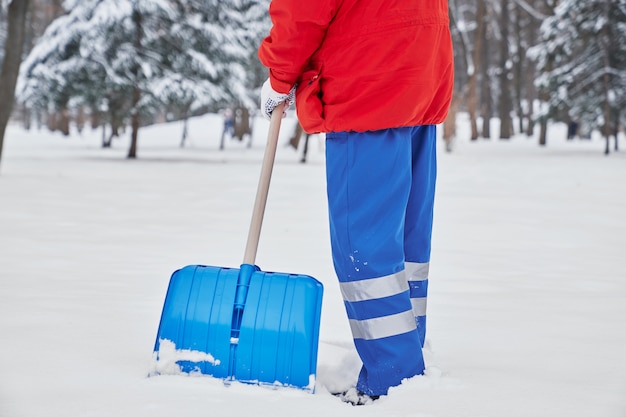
[296,64,325,134]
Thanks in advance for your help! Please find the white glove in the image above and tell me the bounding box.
[260,78,295,121]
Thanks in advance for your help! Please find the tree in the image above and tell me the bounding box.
[0,0,30,171]
[150,0,270,146]
[470,0,488,141]
[18,0,269,158]
[447,0,559,144]
[496,0,514,139]
[0,3,7,65]
[449,0,480,141]
[478,4,493,140]
[510,0,545,137]
[535,0,626,153]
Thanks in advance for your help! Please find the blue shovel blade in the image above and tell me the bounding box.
[153,264,323,391]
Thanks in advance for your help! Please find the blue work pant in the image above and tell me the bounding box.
[325,125,436,396]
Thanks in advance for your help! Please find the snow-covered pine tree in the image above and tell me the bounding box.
[18,0,270,158]
[149,0,270,145]
[18,0,171,145]
[535,0,626,154]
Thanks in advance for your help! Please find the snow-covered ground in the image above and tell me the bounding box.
[0,113,624,417]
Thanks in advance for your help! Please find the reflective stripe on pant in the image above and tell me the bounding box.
[406,261,429,347]
[325,125,436,396]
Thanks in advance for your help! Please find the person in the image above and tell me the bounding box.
[258,0,454,405]
[219,108,234,150]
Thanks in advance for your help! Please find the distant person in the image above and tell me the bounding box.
[220,108,235,150]
[258,0,453,404]
[567,121,579,140]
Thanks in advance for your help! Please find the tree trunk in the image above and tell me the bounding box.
[447,3,471,141]
[0,0,31,171]
[514,3,524,134]
[127,7,143,159]
[101,124,107,147]
[76,106,85,134]
[23,105,31,130]
[498,0,513,140]
[539,116,547,146]
[602,91,611,156]
[524,6,539,138]
[479,7,492,140]
[467,0,486,141]
[179,101,193,147]
[443,94,461,152]
[601,0,611,156]
[614,112,620,152]
[128,86,140,159]
[104,124,116,148]
[180,116,189,148]
[91,106,101,130]
[535,0,555,146]
[525,57,537,137]
[59,106,70,136]
[47,111,58,132]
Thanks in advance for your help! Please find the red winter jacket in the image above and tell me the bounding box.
[258,0,454,134]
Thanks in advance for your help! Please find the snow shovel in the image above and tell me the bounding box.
[153,103,324,392]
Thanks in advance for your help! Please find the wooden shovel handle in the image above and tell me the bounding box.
[243,102,285,265]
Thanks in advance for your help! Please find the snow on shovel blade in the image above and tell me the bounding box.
[153,263,323,391]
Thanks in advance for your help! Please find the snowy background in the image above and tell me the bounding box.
[0,114,625,417]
